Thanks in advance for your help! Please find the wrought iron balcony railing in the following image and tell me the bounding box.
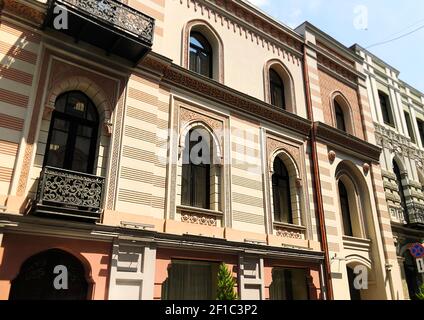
[44,0,155,63]
[32,167,105,222]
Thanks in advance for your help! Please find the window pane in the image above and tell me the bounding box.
[192,165,210,209]
[339,181,353,236]
[71,136,91,173]
[269,268,309,300]
[418,120,424,146]
[405,112,416,143]
[181,164,191,206]
[272,158,292,223]
[163,261,218,300]
[45,129,69,169]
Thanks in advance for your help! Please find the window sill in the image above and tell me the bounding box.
[273,221,306,231]
[342,236,371,250]
[177,205,223,217]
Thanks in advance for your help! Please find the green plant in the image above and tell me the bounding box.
[417,283,424,300]
[217,263,238,300]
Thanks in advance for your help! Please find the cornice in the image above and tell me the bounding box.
[141,53,312,137]
[1,0,46,26]
[198,0,304,57]
[313,122,381,162]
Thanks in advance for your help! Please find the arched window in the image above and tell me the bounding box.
[270,69,286,110]
[189,32,213,78]
[338,180,354,237]
[393,160,407,212]
[272,157,293,224]
[44,91,99,174]
[335,101,347,132]
[181,128,213,209]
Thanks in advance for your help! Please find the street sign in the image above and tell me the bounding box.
[417,258,424,274]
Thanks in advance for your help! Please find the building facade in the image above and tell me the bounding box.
[0,0,412,300]
[355,44,424,300]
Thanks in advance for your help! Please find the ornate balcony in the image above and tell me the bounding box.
[406,202,424,229]
[32,167,105,222]
[44,0,155,64]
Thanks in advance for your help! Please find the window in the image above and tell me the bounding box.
[269,268,309,300]
[272,157,293,224]
[335,101,347,132]
[405,112,416,143]
[378,91,395,127]
[182,128,212,209]
[189,32,212,78]
[162,260,219,300]
[44,91,99,174]
[270,69,286,109]
[338,180,354,237]
[393,160,407,212]
[417,119,424,146]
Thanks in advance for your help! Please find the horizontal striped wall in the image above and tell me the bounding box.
[116,74,169,218]
[315,142,341,254]
[230,116,266,233]
[0,19,40,194]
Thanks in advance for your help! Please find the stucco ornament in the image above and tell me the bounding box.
[363,163,370,176]
[328,150,336,163]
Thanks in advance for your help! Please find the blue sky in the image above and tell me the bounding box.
[248,0,424,93]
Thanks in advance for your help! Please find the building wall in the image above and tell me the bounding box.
[356,45,424,300]
[0,233,111,300]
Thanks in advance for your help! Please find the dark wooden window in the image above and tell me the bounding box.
[404,112,416,143]
[181,129,211,209]
[417,119,424,146]
[270,69,286,110]
[44,91,99,174]
[269,268,309,300]
[162,260,219,300]
[189,32,213,78]
[339,180,353,237]
[335,101,347,132]
[272,157,293,224]
[378,91,395,127]
[393,160,407,212]
[9,249,88,300]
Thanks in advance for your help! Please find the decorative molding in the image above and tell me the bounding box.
[274,225,304,240]
[141,54,312,137]
[328,150,336,163]
[313,122,381,162]
[2,0,45,26]
[266,137,301,169]
[180,107,224,133]
[181,213,217,227]
[363,163,370,176]
[374,122,424,162]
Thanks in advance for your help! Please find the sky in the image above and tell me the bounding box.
[247,0,424,93]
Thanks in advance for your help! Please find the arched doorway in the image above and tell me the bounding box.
[9,249,89,300]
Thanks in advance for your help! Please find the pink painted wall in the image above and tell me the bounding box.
[0,233,112,300]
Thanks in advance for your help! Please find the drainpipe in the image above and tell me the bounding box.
[302,44,334,300]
